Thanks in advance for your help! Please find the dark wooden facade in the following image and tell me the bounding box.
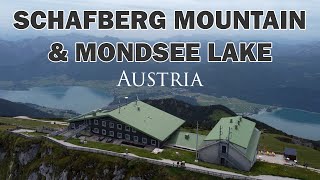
[69,117,162,147]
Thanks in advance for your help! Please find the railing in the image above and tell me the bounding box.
[64,124,88,140]
[50,127,68,136]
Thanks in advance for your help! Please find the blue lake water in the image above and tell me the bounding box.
[0,86,114,114]
[251,108,320,141]
[0,86,319,140]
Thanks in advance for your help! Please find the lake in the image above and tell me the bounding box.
[0,86,114,114]
[0,86,319,141]
[251,108,320,141]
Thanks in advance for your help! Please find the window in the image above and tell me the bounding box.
[71,123,75,129]
[102,121,106,127]
[222,145,227,153]
[142,138,147,144]
[102,129,107,135]
[125,134,130,140]
[117,124,122,130]
[117,132,122,139]
[94,119,98,125]
[132,128,136,133]
[109,122,114,128]
[134,136,139,142]
[109,131,114,137]
[93,128,99,133]
[151,139,157,146]
[125,126,130,132]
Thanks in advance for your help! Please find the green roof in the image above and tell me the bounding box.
[204,116,257,149]
[167,130,206,150]
[245,128,261,161]
[69,101,185,141]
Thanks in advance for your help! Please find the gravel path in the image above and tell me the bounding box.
[46,137,301,180]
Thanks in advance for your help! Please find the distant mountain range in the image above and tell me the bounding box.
[0,33,320,112]
[0,98,78,119]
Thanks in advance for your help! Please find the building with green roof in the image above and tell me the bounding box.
[166,130,206,151]
[198,116,261,171]
[68,101,185,147]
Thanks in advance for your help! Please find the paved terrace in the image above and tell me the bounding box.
[45,136,298,180]
[258,154,320,174]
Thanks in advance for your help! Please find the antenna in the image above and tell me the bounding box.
[219,125,223,139]
[136,95,139,105]
[196,121,199,160]
[226,127,232,158]
[227,127,232,141]
[118,99,121,113]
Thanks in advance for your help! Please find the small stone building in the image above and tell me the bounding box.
[284,148,297,161]
[198,116,261,171]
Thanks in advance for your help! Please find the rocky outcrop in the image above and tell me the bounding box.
[58,170,68,180]
[27,172,38,180]
[0,148,6,161]
[39,163,54,180]
[113,165,126,180]
[41,147,52,158]
[18,144,40,165]
[0,132,202,180]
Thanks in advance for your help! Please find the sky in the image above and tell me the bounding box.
[0,0,319,40]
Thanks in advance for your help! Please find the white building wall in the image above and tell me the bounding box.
[198,141,253,171]
[198,141,220,164]
[227,143,252,171]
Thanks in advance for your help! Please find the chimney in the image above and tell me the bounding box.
[125,96,128,104]
[230,119,233,123]
[235,125,238,130]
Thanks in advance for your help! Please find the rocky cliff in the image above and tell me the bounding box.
[0,132,215,180]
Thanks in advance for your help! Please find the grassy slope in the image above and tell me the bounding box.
[63,137,320,180]
[0,132,221,180]
[191,93,271,114]
[0,116,319,179]
[259,133,320,169]
[0,117,65,130]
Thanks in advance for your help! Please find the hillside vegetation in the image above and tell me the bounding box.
[144,98,286,135]
[0,98,78,119]
[0,98,57,118]
[0,132,221,180]
[259,133,320,169]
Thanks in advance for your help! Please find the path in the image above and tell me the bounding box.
[13,116,69,126]
[258,154,320,174]
[46,137,299,180]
